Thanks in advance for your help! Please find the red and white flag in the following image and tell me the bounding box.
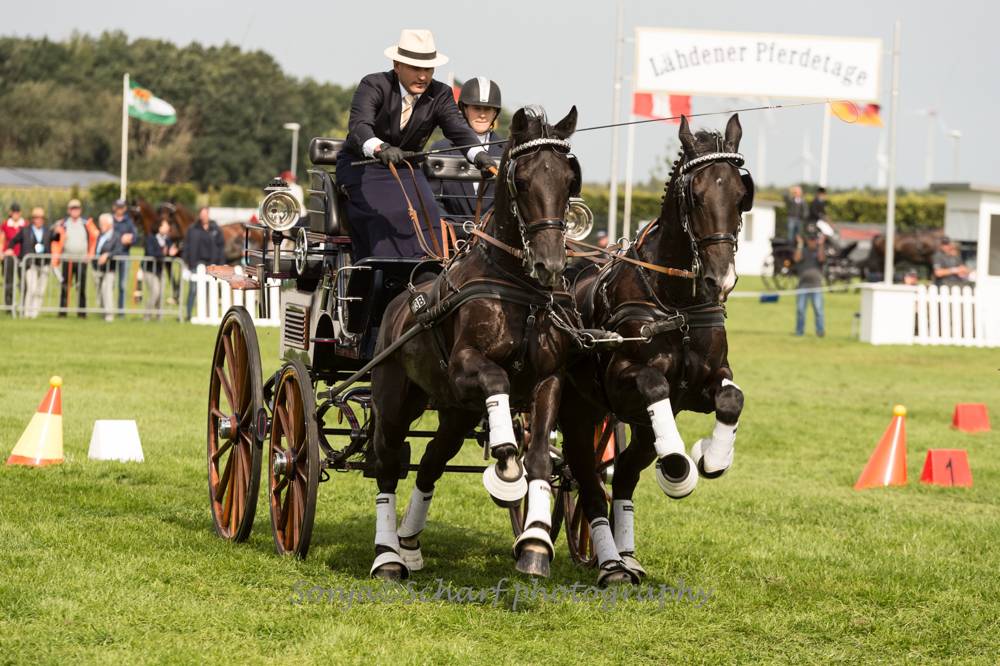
[632,92,691,124]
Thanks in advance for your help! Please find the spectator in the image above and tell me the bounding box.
[92,214,122,322]
[110,198,137,316]
[51,199,98,318]
[143,218,178,320]
[13,207,55,319]
[808,187,828,223]
[794,223,825,337]
[2,202,26,311]
[902,269,920,286]
[784,185,807,240]
[183,206,225,320]
[932,236,970,287]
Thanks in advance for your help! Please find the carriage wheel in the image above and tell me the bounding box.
[267,359,320,558]
[207,306,264,542]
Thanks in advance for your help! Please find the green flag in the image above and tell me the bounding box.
[127,80,177,125]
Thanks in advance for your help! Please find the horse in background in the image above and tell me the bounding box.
[863,227,944,279]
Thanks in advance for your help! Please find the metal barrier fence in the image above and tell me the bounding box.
[189,264,281,327]
[2,253,185,320]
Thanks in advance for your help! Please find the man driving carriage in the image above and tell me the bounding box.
[336,29,498,260]
[427,77,506,226]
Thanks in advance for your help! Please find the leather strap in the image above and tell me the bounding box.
[566,238,696,279]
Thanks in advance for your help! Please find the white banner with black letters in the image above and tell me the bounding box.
[635,27,882,102]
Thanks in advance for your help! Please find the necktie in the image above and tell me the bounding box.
[400,94,415,131]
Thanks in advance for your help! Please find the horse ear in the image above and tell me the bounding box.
[724,113,742,152]
[552,105,578,139]
[510,108,530,142]
[678,115,696,156]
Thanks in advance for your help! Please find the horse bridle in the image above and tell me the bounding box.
[676,144,753,276]
[505,137,581,233]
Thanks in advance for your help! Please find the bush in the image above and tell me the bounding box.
[218,185,260,207]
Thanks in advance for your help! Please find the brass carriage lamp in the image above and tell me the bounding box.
[259,178,301,275]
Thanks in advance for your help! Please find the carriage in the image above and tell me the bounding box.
[760,222,860,291]
[204,136,616,566]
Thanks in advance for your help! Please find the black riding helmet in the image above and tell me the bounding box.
[458,77,501,123]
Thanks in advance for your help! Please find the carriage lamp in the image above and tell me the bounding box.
[259,181,300,232]
[565,197,594,241]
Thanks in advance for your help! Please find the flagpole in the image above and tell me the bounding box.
[818,102,831,187]
[606,0,624,241]
[883,20,902,285]
[622,118,636,239]
[120,73,129,200]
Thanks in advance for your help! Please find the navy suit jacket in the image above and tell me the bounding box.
[428,131,507,220]
[344,70,480,159]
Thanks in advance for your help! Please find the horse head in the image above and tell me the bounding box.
[675,113,752,303]
[499,105,579,288]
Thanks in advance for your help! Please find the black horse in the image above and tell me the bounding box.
[368,106,582,580]
[560,114,749,586]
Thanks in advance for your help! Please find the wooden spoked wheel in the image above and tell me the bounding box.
[562,417,626,567]
[207,306,264,542]
[267,359,320,558]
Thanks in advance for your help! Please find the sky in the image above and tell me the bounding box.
[5,0,997,190]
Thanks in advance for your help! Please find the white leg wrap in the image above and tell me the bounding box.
[589,518,620,566]
[612,499,635,554]
[374,493,399,551]
[722,377,742,392]
[524,480,552,530]
[486,393,516,449]
[397,487,433,539]
[647,398,685,457]
[704,421,737,471]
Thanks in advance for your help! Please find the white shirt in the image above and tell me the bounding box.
[362,83,486,163]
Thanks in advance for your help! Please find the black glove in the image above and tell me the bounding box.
[377,143,406,166]
[473,151,497,177]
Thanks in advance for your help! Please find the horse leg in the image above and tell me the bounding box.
[559,402,638,587]
[610,424,658,578]
[370,364,426,580]
[450,347,525,504]
[691,375,744,478]
[397,409,482,572]
[513,375,561,578]
[629,364,699,499]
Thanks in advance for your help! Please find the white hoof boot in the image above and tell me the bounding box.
[370,550,410,580]
[513,526,554,560]
[690,437,733,479]
[597,560,640,587]
[654,452,698,499]
[482,461,527,504]
[620,553,647,579]
[399,539,424,571]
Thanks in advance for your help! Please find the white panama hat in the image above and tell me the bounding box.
[384,29,449,68]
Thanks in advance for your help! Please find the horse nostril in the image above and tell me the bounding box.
[705,276,719,291]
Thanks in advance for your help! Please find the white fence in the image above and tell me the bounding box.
[189,264,281,327]
[860,282,999,347]
[915,284,986,346]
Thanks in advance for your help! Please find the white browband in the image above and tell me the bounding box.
[509,137,571,158]
[679,152,745,173]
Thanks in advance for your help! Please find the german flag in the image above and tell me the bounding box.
[831,101,882,127]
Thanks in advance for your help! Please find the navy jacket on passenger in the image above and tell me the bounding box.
[344,70,481,158]
[182,221,225,270]
[428,131,506,221]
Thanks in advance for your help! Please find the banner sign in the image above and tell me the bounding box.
[635,28,882,102]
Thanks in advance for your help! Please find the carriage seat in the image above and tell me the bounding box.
[307,168,350,237]
[345,257,442,340]
[308,137,344,166]
[423,154,493,182]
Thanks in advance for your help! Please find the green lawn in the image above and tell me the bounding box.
[1,282,998,664]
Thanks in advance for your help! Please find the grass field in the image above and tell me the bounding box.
[1,281,998,664]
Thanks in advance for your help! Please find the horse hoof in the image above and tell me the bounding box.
[370,551,410,580]
[655,452,698,499]
[483,463,527,504]
[515,542,551,578]
[399,537,424,571]
[690,438,729,479]
[620,553,647,580]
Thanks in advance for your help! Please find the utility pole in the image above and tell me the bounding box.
[607,0,625,241]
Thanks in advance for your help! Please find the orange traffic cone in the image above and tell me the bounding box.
[6,376,64,466]
[854,405,907,489]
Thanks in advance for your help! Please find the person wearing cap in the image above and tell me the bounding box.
[337,29,497,260]
[109,198,137,316]
[11,207,55,318]
[793,222,825,337]
[932,236,970,287]
[51,199,98,318]
[427,77,506,226]
[2,203,27,311]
